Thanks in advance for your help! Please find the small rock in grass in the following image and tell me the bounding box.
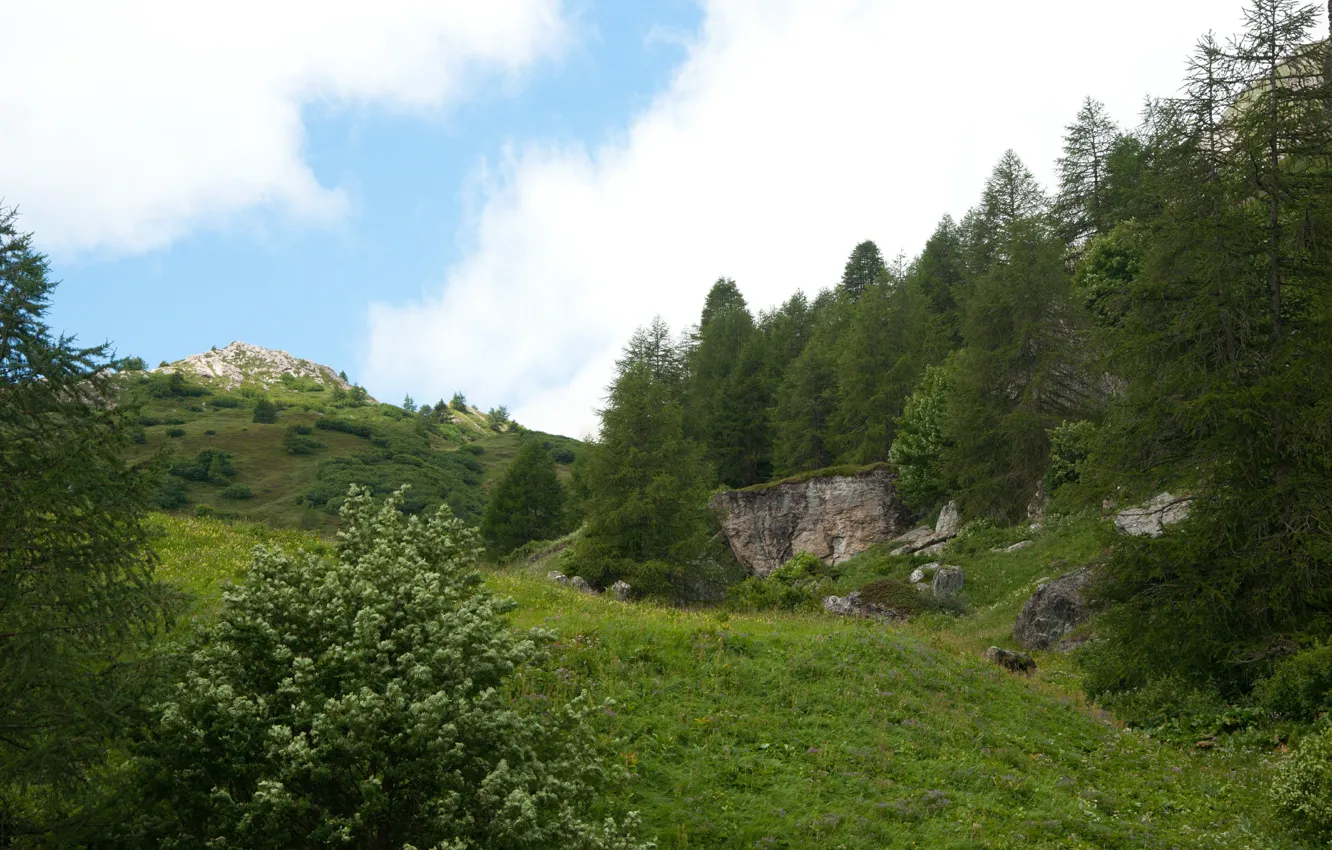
[610,580,631,601]
[568,576,597,594]
[547,571,569,586]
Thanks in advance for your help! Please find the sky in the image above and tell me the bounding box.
[3,0,1262,439]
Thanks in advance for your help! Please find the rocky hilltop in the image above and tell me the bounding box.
[155,341,358,394]
[709,466,915,577]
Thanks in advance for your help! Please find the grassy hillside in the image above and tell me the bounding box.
[151,512,1298,849]
[119,369,582,533]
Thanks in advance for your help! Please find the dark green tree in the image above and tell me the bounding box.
[0,207,177,836]
[480,440,567,557]
[1055,97,1122,248]
[573,323,713,593]
[839,240,887,300]
[708,334,774,486]
[1086,2,1332,694]
[911,216,969,341]
[252,396,277,424]
[684,279,761,485]
[402,393,416,413]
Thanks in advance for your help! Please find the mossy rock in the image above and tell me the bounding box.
[857,578,937,614]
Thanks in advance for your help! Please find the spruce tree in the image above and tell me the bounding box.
[684,279,758,483]
[0,207,178,834]
[839,240,887,300]
[911,216,969,341]
[480,440,567,557]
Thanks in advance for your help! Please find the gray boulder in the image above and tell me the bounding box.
[547,571,569,586]
[935,500,962,537]
[568,576,597,594]
[985,646,1037,674]
[1114,492,1191,538]
[1013,569,1093,651]
[931,565,964,599]
[822,592,908,622]
[609,580,632,602]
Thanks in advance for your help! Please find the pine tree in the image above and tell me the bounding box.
[402,393,416,413]
[839,240,887,300]
[1056,97,1122,248]
[480,440,567,557]
[965,150,1049,271]
[0,207,178,833]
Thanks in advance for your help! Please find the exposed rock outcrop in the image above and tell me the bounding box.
[709,467,914,577]
[155,341,359,395]
[890,500,962,556]
[1013,569,1093,651]
[985,646,1037,674]
[610,580,632,602]
[1114,493,1191,537]
[822,591,909,622]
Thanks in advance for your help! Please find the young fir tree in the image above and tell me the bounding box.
[1086,2,1332,694]
[911,216,970,342]
[839,240,887,300]
[1055,97,1122,249]
[480,439,567,557]
[573,323,713,592]
[0,207,178,835]
[963,150,1049,273]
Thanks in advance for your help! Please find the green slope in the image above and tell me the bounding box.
[152,513,1295,850]
[118,369,583,532]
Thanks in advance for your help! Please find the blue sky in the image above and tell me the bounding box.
[42,2,701,401]
[5,0,1258,437]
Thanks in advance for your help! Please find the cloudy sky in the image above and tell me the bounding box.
[5,0,1257,438]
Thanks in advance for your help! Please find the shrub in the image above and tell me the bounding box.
[164,417,186,425]
[136,415,160,427]
[169,449,234,482]
[315,418,372,439]
[203,429,216,436]
[379,403,404,420]
[857,578,940,615]
[115,356,147,371]
[283,425,324,455]
[1256,644,1332,722]
[461,443,485,456]
[130,428,147,444]
[727,552,838,612]
[165,428,185,438]
[154,482,188,509]
[107,487,649,849]
[209,395,243,409]
[1045,419,1098,495]
[194,504,214,517]
[552,446,576,464]
[252,397,278,424]
[1272,725,1332,839]
[220,485,253,500]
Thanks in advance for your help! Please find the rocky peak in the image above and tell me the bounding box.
[155,341,355,393]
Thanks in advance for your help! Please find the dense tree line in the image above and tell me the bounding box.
[574,0,1332,704]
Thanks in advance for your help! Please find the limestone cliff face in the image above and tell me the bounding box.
[709,467,914,577]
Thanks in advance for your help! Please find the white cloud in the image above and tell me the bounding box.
[368,0,1251,439]
[0,0,567,255]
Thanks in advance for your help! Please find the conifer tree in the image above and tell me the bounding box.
[839,240,887,300]
[574,322,713,592]
[684,279,757,481]
[709,334,773,486]
[0,207,178,834]
[1055,97,1122,248]
[1087,2,1332,693]
[480,440,567,557]
[911,216,969,340]
[964,150,1049,272]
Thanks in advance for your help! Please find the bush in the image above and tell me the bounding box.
[209,395,243,409]
[164,417,186,425]
[252,397,278,424]
[130,428,147,444]
[857,578,943,615]
[1045,419,1098,496]
[283,425,325,455]
[169,449,234,482]
[727,552,838,612]
[552,447,576,464]
[1256,644,1332,722]
[136,415,160,427]
[194,504,214,517]
[165,428,185,438]
[220,485,253,500]
[154,482,189,509]
[106,487,649,849]
[461,443,485,456]
[315,418,372,439]
[203,429,216,436]
[1272,725,1332,839]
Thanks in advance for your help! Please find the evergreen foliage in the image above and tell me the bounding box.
[0,207,178,836]
[888,362,955,511]
[252,397,277,424]
[101,487,648,849]
[1056,97,1122,247]
[480,439,568,557]
[839,240,887,300]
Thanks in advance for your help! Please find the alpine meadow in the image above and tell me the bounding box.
[7,2,1332,848]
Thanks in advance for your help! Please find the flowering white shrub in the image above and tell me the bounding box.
[1272,725,1332,840]
[111,485,650,850]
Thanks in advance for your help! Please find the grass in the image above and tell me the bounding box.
[150,511,1301,849]
[732,462,892,493]
[120,374,581,533]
